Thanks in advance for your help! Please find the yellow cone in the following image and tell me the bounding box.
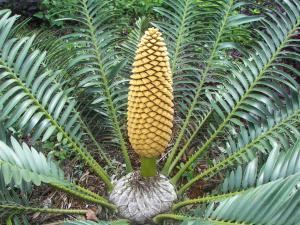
[127,27,174,158]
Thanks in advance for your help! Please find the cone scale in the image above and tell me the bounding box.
[110,28,176,224]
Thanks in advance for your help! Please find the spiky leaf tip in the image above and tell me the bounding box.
[127,27,174,158]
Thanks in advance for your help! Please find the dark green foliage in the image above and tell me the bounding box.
[0,0,41,16]
[114,0,163,23]
[32,0,162,28]
[34,0,79,27]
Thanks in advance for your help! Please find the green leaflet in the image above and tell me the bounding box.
[0,137,64,187]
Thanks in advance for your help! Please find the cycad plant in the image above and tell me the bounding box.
[1,0,300,224]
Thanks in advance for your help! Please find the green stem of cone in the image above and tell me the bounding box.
[141,157,157,177]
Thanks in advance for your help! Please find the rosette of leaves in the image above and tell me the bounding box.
[0,0,300,224]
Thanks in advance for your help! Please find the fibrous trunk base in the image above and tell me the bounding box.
[109,171,177,224]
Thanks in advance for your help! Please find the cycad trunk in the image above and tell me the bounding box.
[109,172,177,224]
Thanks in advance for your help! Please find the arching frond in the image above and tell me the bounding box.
[153,0,209,159]
[220,139,300,194]
[0,163,71,224]
[177,90,300,193]
[173,139,300,210]
[4,19,112,166]
[0,136,115,209]
[196,173,300,225]
[62,0,132,171]
[0,188,88,220]
[0,10,112,188]
[172,0,300,180]
[9,21,75,79]
[0,36,82,144]
[161,0,262,174]
[0,137,64,186]
[30,30,76,81]
[160,173,300,225]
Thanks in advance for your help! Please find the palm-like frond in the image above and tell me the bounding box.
[173,139,300,210]
[9,20,75,79]
[0,136,64,186]
[0,188,88,221]
[159,142,300,224]
[5,18,112,165]
[0,10,112,188]
[160,0,262,174]
[0,35,81,143]
[62,0,132,171]
[0,143,88,222]
[172,0,300,184]
[220,140,300,194]
[185,173,300,225]
[153,0,208,155]
[177,89,300,193]
[0,136,115,209]
[153,0,205,94]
